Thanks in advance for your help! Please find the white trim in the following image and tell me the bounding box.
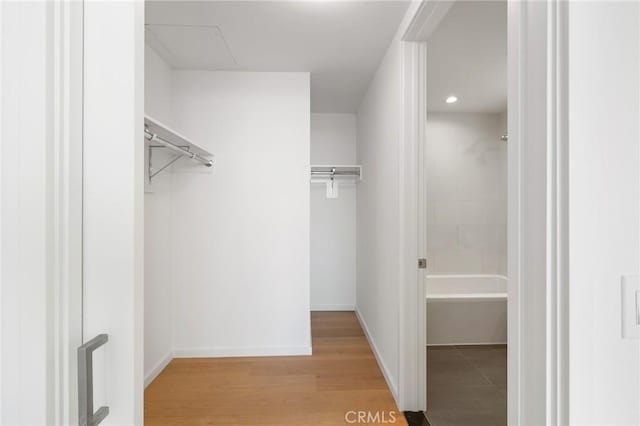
[546,1,570,424]
[0,0,4,415]
[507,2,523,423]
[173,346,313,358]
[403,0,454,42]
[51,1,84,424]
[427,342,507,347]
[508,1,570,424]
[397,13,428,414]
[310,304,355,311]
[355,309,399,403]
[144,352,173,388]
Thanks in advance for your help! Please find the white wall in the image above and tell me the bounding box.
[310,113,357,311]
[169,71,311,357]
[356,29,404,399]
[144,45,174,384]
[143,53,312,374]
[426,112,507,275]
[568,2,640,424]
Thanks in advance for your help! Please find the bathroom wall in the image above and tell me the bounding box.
[170,71,311,357]
[144,45,174,384]
[426,112,508,275]
[310,113,357,311]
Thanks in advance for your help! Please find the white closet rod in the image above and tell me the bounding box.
[144,129,213,167]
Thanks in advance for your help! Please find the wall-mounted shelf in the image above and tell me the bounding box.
[144,115,214,181]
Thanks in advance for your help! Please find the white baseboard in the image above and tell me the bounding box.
[354,308,399,404]
[144,345,312,387]
[144,351,173,388]
[173,345,312,358]
[311,304,355,311]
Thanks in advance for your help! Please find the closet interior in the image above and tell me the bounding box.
[141,0,408,393]
[140,1,421,423]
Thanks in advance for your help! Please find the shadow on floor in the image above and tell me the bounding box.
[426,345,506,426]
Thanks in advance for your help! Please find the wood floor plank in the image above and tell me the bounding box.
[145,312,405,425]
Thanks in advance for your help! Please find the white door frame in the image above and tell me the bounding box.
[397,0,452,412]
[51,1,85,424]
[398,0,570,423]
[397,37,428,413]
[26,1,145,425]
[507,1,569,423]
[1,1,84,424]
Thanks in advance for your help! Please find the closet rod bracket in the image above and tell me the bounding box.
[144,116,214,182]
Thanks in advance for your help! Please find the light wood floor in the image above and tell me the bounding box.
[145,311,406,425]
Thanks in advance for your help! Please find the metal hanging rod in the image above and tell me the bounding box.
[310,165,362,180]
[144,128,213,167]
[310,170,360,177]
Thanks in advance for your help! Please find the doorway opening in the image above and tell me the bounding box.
[417,1,508,425]
[141,1,409,424]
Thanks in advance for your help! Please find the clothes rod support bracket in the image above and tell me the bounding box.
[149,150,183,180]
[145,130,213,181]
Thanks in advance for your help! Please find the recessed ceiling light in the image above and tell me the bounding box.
[446,96,458,104]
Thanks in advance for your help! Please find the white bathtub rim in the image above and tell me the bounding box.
[426,293,507,302]
[427,341,508,347]
[425,274,508,301]
[425,273,508,280]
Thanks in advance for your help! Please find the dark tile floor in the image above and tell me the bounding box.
[426,345,507,426]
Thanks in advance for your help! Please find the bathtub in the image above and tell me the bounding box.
[426,274,507,346]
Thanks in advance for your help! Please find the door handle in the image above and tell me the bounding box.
[78,334,109,426]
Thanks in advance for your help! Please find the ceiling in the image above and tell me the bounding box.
[145,1,410,113]
[427,1,507,113]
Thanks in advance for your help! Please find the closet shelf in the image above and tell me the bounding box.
[310,165,362,182]
[144,115,214,180]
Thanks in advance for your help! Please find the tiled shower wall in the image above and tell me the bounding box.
[426,112,508,275]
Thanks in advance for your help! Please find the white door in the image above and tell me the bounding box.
[79,1,145,426]
[1,2,143,425]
